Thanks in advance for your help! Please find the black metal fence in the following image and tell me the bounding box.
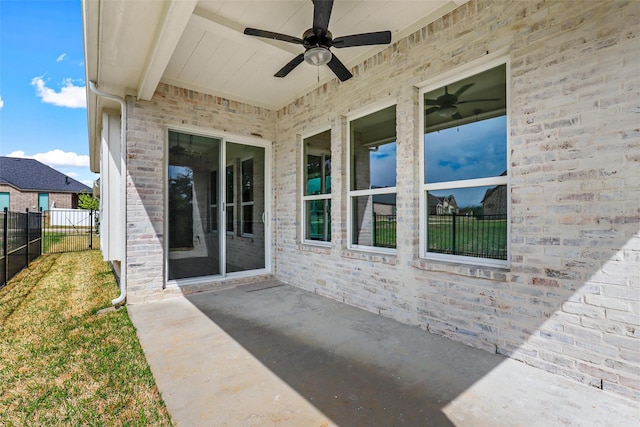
[42,209,98,254]
[0,208,99,288]
[427,213,507,260]
[370,213,508,260]
[373,213,397,248]
[1,208,43,288]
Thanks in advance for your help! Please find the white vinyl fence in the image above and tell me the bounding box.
[49,208,92,227]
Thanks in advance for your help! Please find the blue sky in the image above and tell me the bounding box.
[425,116,506,184]
[425,116,506,207]
[370,142,396,188]
[0,0,95,187]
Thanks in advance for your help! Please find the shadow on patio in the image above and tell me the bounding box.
[129,282,638,427]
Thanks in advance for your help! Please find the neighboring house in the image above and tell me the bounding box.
[428,194,459,215]
[372,193,396,217]
[0,157,91,211]
[481,185,508,216]
[481,169,508,216]
[81,1,639,401]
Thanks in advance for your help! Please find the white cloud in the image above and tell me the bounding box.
[31,76,86,108]
[63,171,79,178]
[7,149,89,168]
[0,95,3,109]
[56,53,66,62]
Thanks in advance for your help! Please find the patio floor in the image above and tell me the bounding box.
[128,281,639,427]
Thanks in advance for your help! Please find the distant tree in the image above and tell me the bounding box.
[78,191,99,210]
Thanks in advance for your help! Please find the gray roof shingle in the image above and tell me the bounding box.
[0,157,91,193]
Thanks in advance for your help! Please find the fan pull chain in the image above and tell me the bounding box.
[317,65,320,95]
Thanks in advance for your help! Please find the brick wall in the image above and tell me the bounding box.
[273,0,639,400]
[0,185,75,211]
[123,0,639,400]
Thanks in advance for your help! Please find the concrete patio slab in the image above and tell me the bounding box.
[128,282,639,427]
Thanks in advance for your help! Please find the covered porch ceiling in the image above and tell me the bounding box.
[82,0,468,168]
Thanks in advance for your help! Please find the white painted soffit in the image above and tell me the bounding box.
[85,0,471,121]
[157,0,470,110]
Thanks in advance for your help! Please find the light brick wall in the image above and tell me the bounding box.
[273,0,639,400]
[122,0,639,400]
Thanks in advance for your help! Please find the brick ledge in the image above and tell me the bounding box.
[411,258,510,282]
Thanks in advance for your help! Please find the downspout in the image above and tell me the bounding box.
[88,81,127,306]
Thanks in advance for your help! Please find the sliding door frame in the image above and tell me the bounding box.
[164,125,272,288]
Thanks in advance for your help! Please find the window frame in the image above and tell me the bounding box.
[301,128,332,246]
[164,125,273,286]
[418,56,511,268]
[346,98,398,255]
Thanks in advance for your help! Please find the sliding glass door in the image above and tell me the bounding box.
[167,130,267,281]
[167,131,222,280]
[225,142,265,273]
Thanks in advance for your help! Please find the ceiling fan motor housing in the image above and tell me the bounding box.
[303,28,333,49]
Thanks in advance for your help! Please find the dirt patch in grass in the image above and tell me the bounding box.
[0,251,172,426]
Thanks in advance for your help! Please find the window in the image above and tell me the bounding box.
[241,158,254,236]
[210,171,218,232]
[0,192,9,211]
[168,165,194,250]
[38,193,49,212]
[348,104,397,251]
[302,130,331,243]
[422,61,508,266]
[167,130,222,280]
[226,165,234,233]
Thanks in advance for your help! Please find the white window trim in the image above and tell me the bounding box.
[301,135,332,246]
[348,186,397,255]
[346,98,398,254]
[418,55,511,268]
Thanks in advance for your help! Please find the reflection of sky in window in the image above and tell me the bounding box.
[425,116,506,183]
[370,142,396,188]
[169,165,192,180]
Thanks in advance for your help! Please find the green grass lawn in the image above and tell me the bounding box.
[373,218,397,248]
[0,251,172,426]
[370,216,507,259]
[42,232,100,253]
[428,217,507,259]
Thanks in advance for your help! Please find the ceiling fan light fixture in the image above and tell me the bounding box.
[304,47,332,66]
[438,106,457,117]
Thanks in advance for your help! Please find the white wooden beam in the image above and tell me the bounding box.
[137,0,198,100]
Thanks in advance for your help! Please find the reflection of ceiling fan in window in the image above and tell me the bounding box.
[169,134,202,159]
[425,83,500,119]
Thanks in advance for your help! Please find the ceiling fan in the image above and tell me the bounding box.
[243,0,392,82]
[425,83,500,119]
